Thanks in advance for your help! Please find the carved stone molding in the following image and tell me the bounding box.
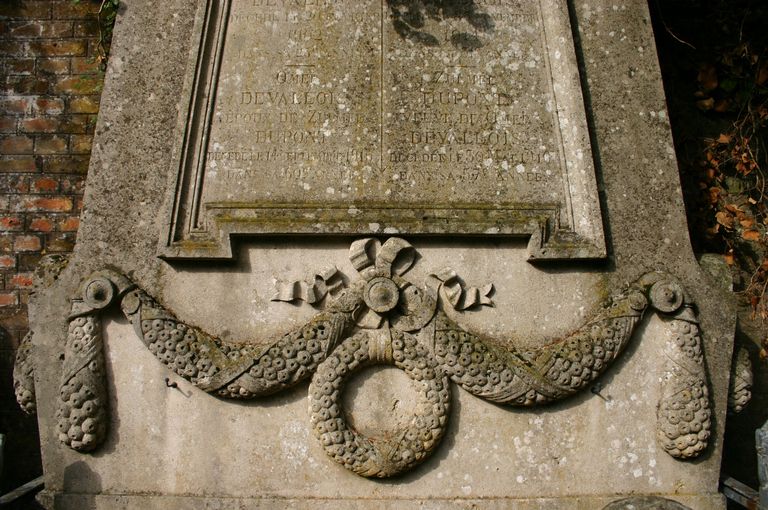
[16,238,713,477]
[602,496,693,509]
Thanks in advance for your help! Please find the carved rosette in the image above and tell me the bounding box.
[22,238,716,477]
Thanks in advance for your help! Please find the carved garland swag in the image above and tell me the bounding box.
[14,237,711,478]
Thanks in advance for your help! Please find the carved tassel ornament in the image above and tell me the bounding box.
[16,238,711,477]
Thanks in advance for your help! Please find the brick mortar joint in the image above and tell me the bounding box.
[0,5,103,315]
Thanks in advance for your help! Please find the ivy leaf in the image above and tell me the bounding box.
[720,77,738,92]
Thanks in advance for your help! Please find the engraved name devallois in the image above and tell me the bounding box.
[160,0,605,260]
[14,0,717,487]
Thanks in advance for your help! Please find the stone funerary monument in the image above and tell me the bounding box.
[14,0,736,508]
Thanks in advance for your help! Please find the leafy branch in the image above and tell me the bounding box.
[72,0,119,69]
[694,43,768,324]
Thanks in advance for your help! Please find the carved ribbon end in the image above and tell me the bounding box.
[656,318,711,459]
[57,270,130,453]
[13,331,36,415]
[57,314,109,452]
[728,346,753,414]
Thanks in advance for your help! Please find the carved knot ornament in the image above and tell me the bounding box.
[15,238,711,477]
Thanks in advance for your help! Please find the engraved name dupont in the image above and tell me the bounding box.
[160,0,606,260]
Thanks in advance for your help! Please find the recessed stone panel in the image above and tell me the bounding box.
[24,0,737,507]
[160,0,606,260]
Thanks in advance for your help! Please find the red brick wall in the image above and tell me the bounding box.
[0,0,103,494]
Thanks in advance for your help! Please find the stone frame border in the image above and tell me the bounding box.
[158,0,606,261]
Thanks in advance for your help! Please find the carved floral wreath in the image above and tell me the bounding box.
[14,237,711,478]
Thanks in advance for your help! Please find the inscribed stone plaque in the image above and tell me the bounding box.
[160,0,606,260]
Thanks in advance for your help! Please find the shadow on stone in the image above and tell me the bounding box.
[62,460,102,505]
[602,496,692,509]
[386,0,494,51]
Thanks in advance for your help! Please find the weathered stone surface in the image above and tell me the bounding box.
[23,0,736,508]
[603,496,693,509]
[44,263,712,479]
[46,494,716,510]
[160,0,605,260]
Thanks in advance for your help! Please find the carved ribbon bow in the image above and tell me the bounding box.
[13,237,714,479]
[349,237,437,331]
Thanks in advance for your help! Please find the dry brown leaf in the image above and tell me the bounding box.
[725,203,742,214]
[736,160,756,175]
[724,251,735,265]
[716,211,734,228]
[743,229,761,241]
[714,99,731,112]
[740,218,756,228]
[696,98,715,111]
[698,63,719,91]
[757,60,768,86]
[717,133,732,144]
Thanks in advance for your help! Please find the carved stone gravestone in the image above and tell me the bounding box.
[16,0,736,508]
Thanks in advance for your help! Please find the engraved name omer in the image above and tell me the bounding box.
[160,0,606,260]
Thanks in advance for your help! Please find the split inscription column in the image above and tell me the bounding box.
[382,0,563,206]
[202,0,382,207]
